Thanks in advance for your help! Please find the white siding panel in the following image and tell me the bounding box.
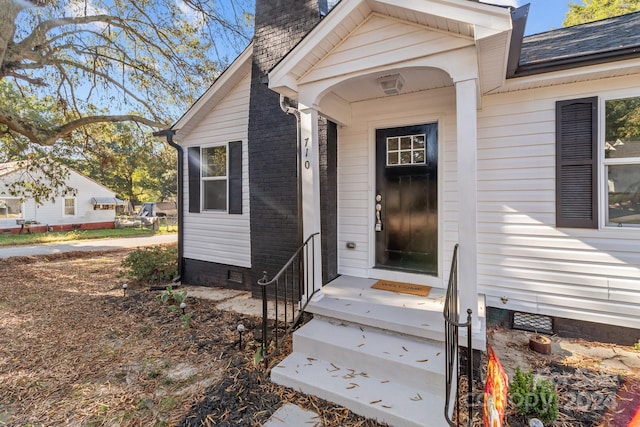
[179,73,251,268]
[302,15,472,84]
[478,76,640,329]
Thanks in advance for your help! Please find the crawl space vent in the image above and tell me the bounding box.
[512,311,553,335]
[228,270,243,284]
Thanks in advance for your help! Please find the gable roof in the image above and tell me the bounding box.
[515,10,640,76]
[172,42,253,139]
[0,161,21,178]
[0,160,117,195]
[269,0,513,99]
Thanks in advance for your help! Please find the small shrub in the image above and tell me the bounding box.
[634,340,640,352]
[509,367,559,425]
[120,246,177,282]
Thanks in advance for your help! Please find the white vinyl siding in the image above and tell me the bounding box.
[179,72,252,268]
[301,14,473,85]
[477,74,640,329]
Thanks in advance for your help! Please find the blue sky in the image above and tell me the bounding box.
[483,0,572,35]
[520,0,571,35]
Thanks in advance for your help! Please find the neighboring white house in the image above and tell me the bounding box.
[163,1,640,425]
[0,161,124,233]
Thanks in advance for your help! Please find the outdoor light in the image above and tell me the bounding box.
[237,323,245,349]
[122,283,128,296]
[180,302,187,314]
[377,73,404,95]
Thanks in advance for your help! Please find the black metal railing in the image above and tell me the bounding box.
[443,244,474,427]
[258,232,320,369]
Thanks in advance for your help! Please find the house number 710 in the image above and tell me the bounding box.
[304,137,310,169]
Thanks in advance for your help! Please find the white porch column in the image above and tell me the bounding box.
[299,104,323,294]
[455,79,479,326]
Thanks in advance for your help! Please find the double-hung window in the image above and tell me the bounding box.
[64,198,76,216]
[187,141,242,214]
[604,96,640,227]
[202,145,228,211]
[556,95,640,228]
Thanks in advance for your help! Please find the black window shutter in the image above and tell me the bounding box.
[187,146,201,213]
[228,141,243,214]
[556,97,598,228]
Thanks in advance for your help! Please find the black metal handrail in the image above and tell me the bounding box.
[258,232,320,369]
[443,244,473,427]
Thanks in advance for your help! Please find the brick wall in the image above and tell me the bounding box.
[248,0,329,292]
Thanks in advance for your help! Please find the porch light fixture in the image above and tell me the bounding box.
[377,73,405,95]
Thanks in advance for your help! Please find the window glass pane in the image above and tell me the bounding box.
[605,96,640,159]
[386,133,427,167]
[400,151,412,164]
[203,180,227,211]
[0,199,22,218]
[64,198,75,215]
[608,164,640,225]
[203,146,227,177]
[387,152,398,165]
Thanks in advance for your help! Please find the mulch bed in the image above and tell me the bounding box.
[0,249,383,426]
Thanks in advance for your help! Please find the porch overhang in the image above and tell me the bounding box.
[268,0,514,102]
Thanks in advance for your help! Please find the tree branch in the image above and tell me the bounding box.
[0,111,166,146]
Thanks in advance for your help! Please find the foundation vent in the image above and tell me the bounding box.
[228,270,244,284]
[512,311,553,335]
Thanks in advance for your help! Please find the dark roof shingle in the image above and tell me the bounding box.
[519,10,640,68]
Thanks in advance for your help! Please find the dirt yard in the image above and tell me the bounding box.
[0,249,379,427]
[0,248,638,426]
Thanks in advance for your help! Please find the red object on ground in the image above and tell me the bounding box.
[628,406,640,427]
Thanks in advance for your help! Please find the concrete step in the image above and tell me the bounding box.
[307,292,486,350]
[293,317,445,390]
[271,351,446,427]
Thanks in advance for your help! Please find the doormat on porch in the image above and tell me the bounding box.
[371,280,431,297]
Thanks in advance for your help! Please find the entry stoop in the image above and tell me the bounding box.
[271,317,446,427]
[270,276,487,427]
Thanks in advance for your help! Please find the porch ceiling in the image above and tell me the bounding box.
[326,67,453,103]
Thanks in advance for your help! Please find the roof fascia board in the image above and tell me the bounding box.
[269,0,368,92]
[173,42,253,131]
[497,56,640,93]
[377,0,512,34]
[506,4,529,77]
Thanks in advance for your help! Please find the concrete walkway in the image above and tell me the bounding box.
[0,233,177,258]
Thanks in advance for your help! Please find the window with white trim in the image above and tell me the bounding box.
[0,198,23,219]
[202,144,228,211]
[64,198,76,216]
[604,96,640,226]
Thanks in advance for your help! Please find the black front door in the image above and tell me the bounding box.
[375,124,438,275]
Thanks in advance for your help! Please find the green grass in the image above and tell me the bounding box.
[0,227,176,247]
